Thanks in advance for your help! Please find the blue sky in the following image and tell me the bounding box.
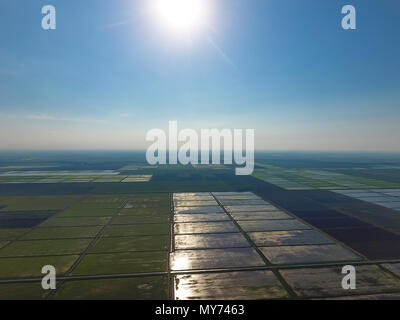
[0,0,399,150]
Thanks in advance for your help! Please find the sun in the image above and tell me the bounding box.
[153,0,209,35]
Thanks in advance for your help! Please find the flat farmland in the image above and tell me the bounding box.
[0,192,171,299]
[1,189,400,300]
[1,154,400,300]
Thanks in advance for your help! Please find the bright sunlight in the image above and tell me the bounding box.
[153,0,209,35]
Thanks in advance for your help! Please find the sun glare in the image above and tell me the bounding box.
[153,0,208,35]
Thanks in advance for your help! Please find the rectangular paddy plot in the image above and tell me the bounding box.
[174,206,224,214]
[72,251,168,276]
[174,213,230,223]
[333,189,400,211]
[0,255,79,280]
[237,220,310,232]
[0,239,93,257]
[53,276,168,300]
[0,195,83,211]
[174,271,289,300]
[248,230,334,247]
[0,228,30,241]
[281,265,400,298]
[170,248,265,271]
[382,263,400,278]
[174,222,239,235]
[174,200,219,207]
[0,282,51,300]
[0,211,58,228]
[259,244,361,265]
[112,213,169,225]
[175,234,250,250]
[41,216,111,227]
[230,211,293,221]
[173,193,214,200]
[103,224,169,237]
[89,235,169,253]
[20,226,103,240]
[0,170,153,184]
[224,205,277,213]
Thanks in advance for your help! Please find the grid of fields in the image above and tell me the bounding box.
[1,192,400,300]
[0,171,152,184]
[0,193,170,300]
[171,192,400,300]
[253,164,400,190]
